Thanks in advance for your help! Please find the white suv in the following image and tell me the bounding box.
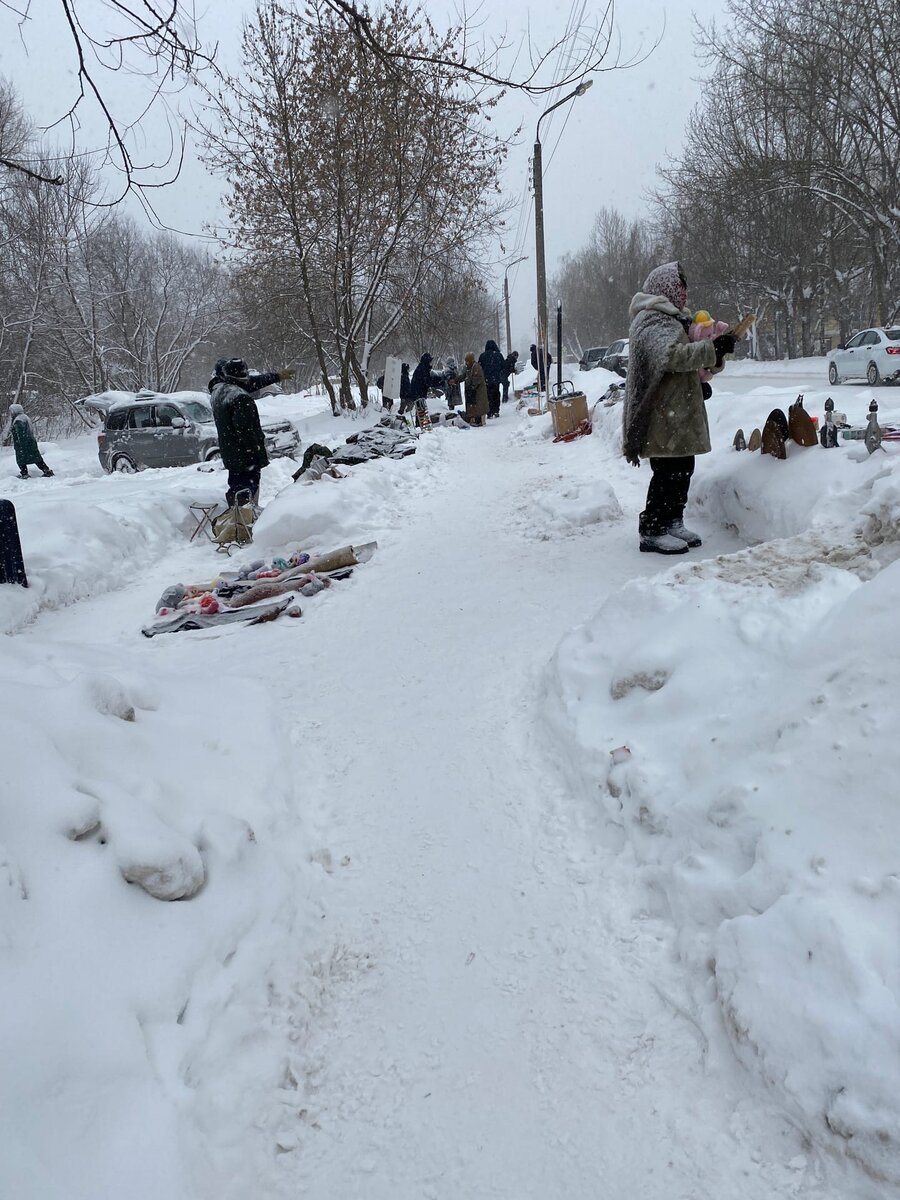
[828,328,900,386]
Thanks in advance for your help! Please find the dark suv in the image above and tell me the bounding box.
[578,346,608,371]
[601,339,630,376]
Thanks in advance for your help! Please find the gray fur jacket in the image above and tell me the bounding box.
[623,293,719,460]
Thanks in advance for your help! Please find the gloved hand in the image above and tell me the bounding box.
[625,451,641,468]
[701,381,713,401]
[712,333,737,361]
[278,368,295,381]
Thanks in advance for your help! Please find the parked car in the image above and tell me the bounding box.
[827,327,900,386]
[601,339,630,376]
[578,346,608,371]
[78,389,301,473]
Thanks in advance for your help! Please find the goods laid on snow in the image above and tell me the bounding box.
[142,542,377,637]
[330,423,417,465]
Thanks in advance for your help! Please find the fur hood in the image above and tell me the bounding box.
[629,291,691,321]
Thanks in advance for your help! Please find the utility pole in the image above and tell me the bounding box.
[503,255,528,357]
[533,79,593,407]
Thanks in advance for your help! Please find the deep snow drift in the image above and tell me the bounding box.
[547,367,900,1188]
[2,368,899,1198]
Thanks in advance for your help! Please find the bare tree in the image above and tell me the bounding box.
[203,0,510,414]
[552,208,660,351]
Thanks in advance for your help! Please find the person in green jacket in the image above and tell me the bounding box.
[5,404,54,478]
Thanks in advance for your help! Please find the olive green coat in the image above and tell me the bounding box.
[623,299,719,460]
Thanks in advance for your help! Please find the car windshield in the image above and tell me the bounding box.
[885,329,900,341]
[179,402,214,422]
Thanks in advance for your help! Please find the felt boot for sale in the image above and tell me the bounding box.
[639,533,690,555]
[747,427,762,452]
[761,409,788,459]
[733,428,747,451]
[788,396,818,446]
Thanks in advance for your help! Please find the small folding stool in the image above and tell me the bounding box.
[189,501,219,543]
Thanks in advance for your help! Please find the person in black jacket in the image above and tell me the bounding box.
[478,339,506,419]
[210,357,292,506]
[407,353,444,422]
[207,357,293,396]
[530,343,552,391]
[397,363,413,414]
[502,349,519,404]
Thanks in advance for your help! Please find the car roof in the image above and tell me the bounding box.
[77,389,211,413]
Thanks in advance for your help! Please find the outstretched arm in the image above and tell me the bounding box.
[666,340,717,373]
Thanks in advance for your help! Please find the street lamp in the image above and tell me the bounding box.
[533,78,592,402]
[503,255,528,356]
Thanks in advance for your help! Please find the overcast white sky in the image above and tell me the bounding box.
[1,0,729,350]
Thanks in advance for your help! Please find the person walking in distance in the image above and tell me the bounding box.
[3,403,53,478]
[622,262,735,554]
[479,339,506,419]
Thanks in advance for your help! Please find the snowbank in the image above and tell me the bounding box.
[546,374,900,1183]
[0,635,323,1199]
[253,428,448,552]
[1,397,425,1199]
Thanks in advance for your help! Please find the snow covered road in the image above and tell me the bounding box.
[3,368,899,1198]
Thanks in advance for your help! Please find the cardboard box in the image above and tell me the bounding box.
[548,391,589,437]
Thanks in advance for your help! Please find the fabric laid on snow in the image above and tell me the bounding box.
[332,427,417,465]
[142,598,296,637]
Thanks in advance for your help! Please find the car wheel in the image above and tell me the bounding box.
[828,362,839,385]
[867,362,881,386]
[112,454,137,474]
[204,449,221,462]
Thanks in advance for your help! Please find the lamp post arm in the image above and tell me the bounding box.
[536,82,590,143]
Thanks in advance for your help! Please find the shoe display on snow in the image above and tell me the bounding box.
[788,396,818,446]
[667,521,702,547]
[820,397,839,448]
[761,409,788,459]
[639,533,690,555]
[865,399,883,455]
[747,427,762,452]
[733,428,747,451]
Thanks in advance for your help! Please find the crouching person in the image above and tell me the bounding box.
[622,262,735,554]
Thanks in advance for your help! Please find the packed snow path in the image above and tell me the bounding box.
[10,401,880,1199]
[231,425,835,1198]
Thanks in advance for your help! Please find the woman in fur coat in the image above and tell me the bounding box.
[457,353,488,425]
[622,262,735,554]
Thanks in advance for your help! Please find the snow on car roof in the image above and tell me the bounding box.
[77,389,210,413]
